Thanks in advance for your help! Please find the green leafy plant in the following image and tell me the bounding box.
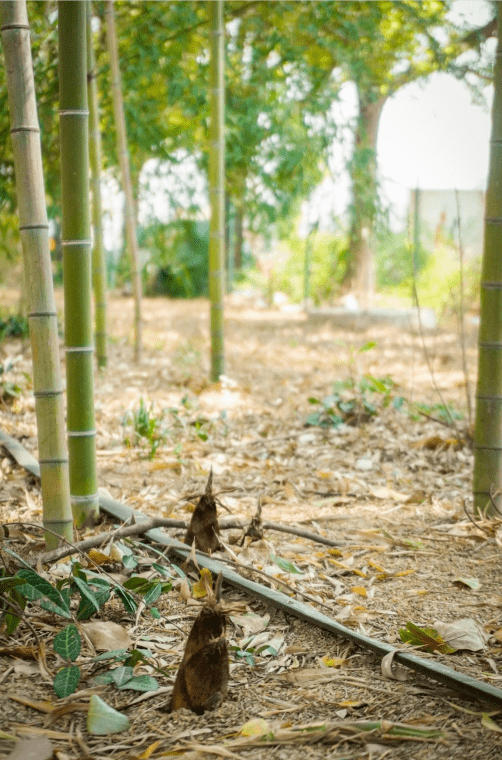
[0,550,173,698]
[306,373,397,428]
[0,313,29,342]
[122,398,167,459]
[0,360,25,403]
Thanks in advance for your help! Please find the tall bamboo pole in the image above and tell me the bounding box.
[1,0,73,549]
[209,0,225,381]
[473,4,502,514]
[87,1,107,370]
[105,0,142,363]
[58,0,99,527]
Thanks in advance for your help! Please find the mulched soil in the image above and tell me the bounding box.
[0,290,501,760]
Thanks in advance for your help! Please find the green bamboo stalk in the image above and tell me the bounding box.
[87,1,107,370]
[58,0,99,527]
[105,0,142,363]
[473,5,502,514]
[209,0,225,382]
[1,0,73,548]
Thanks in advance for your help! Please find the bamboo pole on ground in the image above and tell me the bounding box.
[87,1,107,370]
[473,4,502,514]
[105,0,142,363]
[208,0,225,381]
[1,0,73,548]
[58,0,99,527]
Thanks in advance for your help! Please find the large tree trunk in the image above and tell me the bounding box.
[346,90,386,307]
[473,5,502,514]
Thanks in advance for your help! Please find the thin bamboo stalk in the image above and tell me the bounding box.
[473,5,502,514]
[87,1,108,370]
[105,0,142,363]
[209,0,225,381]
[1,0,73,548]
[58,0,99,527]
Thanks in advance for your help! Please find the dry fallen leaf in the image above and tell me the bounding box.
[80,621,132,651]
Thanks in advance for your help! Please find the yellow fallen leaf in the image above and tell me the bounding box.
[338,700,365,708]
[395,569,415,577]
[87,549,111,566]
[368,560,386,572]
[353,569,367,578]
[351,586,367,597]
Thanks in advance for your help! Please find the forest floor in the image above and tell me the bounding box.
[1,290,502,760]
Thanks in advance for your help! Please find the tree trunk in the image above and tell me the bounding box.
[208,0,225,381]
[346,90,386,307]
[87,1,107,369]
[58,0,99,528]
[106,0,142,363]
[1,0,73,547]
[473,5,502,514]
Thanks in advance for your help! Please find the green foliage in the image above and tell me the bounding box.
[142,219,209,298]
[375,229,428,288]
[0,313,29,342]
[399,621,456,654]
[122,398,167,460]
[269,231,348,305]
[122,396,211,459]
[0,555,174,698]
[0,359,26,404]
[306,374,396,429]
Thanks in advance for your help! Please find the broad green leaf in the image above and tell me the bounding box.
[77,586,110,620]
[116,675,159,692]
[53,624,81,662]
[150,607,161,619]
[110,666,134,687]
[399,622,456,654]
[53,665,81,698]
[16,568,71,618]
[87,695,131,735]
[143,583,162,605]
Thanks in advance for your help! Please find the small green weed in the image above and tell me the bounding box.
[0,360,25,404]
[0,313,29,343]
[122,398,166,459]
[306,374,397,428]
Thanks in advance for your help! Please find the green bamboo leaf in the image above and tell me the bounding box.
[150,607,161,619]
[53,624,81,662]
[16,568,71,618]
[270,554,303,575]
[116,675,159,692]
[122,577,149,591]
[87,695,131,735]
[53,665,81,698]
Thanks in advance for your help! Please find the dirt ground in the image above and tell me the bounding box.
[1,290,502,760]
